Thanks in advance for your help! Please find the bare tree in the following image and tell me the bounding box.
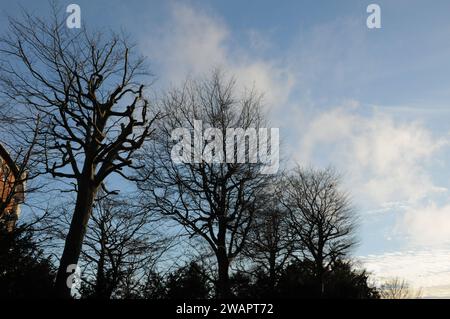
[380,277,422,299]
[282,167,358,297]
[240,185,293,292]
[46,193,171,299]
[0,8,157,297]
[137,71,274,298]
[79,195,169,299]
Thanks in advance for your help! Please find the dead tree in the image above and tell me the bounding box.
[282,167,358,297]
[0,10,157,297]
[137,71,274,298]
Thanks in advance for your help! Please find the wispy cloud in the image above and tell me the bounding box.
[140,2,294,109]
[401,203,450,246]
[134,1,450,294]
[294,104,448,207]
[360,249,450,298]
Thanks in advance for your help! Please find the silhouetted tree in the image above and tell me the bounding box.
[230,271,255,298]
[282,167,358,297]
[277,259,378,299]
[165,262,211,299]
[84,197,168,299]
[322,260,379,299]
[141,270,167,299]
[49,195,169,299]
[0,222,55,298]
[138,71,274,298]
[241,186,293,293]
[380,277,422,299]
[0,8,157,297]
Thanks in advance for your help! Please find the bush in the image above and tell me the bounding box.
[0,223,55,298]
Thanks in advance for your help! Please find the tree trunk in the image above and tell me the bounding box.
[216,213,231,299]
[54,179,98,298]
[317,232,325,297]
[315,259,325,298]
[268,251,276,293]
[216,248,231,299]
[318,268,325,297]
[95,246,107,299]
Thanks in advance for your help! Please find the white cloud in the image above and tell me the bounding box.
[142,2,294,109]
[295,104,448,206]
[294,103,450,254]
[359,249,450,298]
[147,3,228,82]
[401,202,450,245]
[137,3,450,285]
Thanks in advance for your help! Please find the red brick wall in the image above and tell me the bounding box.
[0,157,19,224]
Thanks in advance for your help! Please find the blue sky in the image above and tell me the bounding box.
[3,0,450,297]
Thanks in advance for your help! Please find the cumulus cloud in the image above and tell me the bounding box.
[141,2,294,109]
[295,104,448,206]
[294,101,450,253]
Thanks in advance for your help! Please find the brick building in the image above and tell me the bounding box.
[0,143,25,230]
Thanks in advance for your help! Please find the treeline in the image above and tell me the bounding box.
[0,6,392,299]
[0,203,378,299]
